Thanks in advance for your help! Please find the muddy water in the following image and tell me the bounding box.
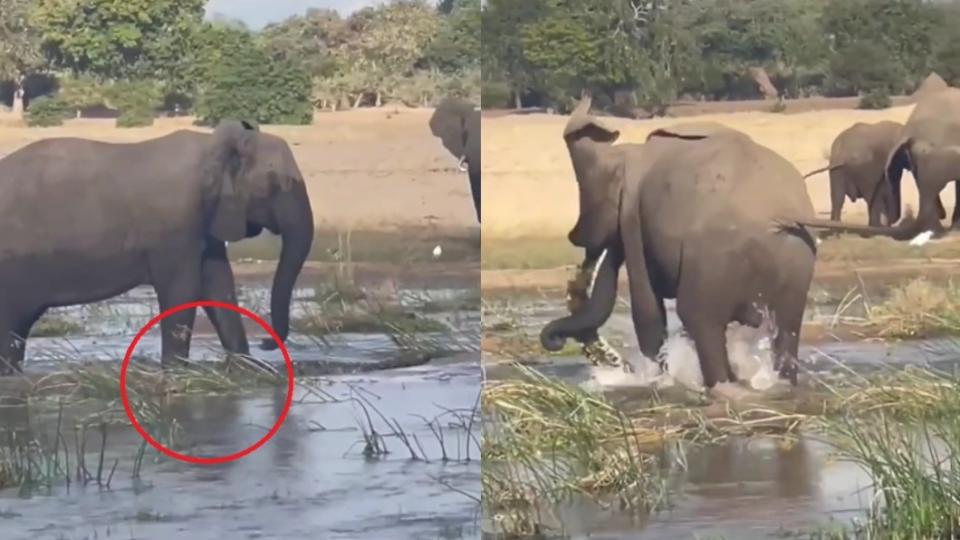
[483,296,959,539]
[0,273,481,540]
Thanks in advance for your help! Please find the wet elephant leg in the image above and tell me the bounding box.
[151,255,203,366]
[0,314,17,374]
[200,241,250,356]
[685,317,732,389]
[6,309,46,371]
[772,293,805,386]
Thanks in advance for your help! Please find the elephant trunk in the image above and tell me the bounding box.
[260,183,314,350]
[540,245,623,351]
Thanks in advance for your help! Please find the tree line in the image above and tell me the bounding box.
[481,0,960,113]
[0,0,480,127]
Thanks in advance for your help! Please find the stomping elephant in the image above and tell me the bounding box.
[539,96,896,389]
[429,98,480,222]
[0,121,314,372]
[803,121,908,226]
[885,87,960,238]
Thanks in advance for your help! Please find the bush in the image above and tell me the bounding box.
[108,81,161,128]
[24,96,68,127]
[828,40,906,95]
[859,89,892,110]
[481,80,512,109]
[196,42,313,126]
[58,76,107,116]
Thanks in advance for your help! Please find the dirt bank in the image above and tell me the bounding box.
[481,103,940,239]
[0,109,478,238]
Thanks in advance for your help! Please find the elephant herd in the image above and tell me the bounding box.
[0,101,479,374]
[541,91,960,392]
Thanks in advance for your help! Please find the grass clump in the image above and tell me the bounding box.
[866,278,960,338]
[24,96,68,127]
[29,317,83,337]
[481,364,808,536]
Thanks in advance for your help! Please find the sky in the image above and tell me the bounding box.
[204,0,385,29]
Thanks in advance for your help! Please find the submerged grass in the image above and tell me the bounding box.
[483,360,960,539]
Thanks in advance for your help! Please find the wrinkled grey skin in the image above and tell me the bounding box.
[539,97,902,388]
[885,88,960,238]
[804,121,908,226]
[0,121,314,373]
[429,98,480,222]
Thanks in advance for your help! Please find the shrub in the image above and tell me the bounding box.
[108,81,162,128]
[58,76,108,117]
[480,81,511,109]
[195,42,313,126]
[827,40,906,95]
[24,96,68,127]
[859,89,892,110]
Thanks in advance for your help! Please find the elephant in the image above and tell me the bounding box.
[429,97,480,222]
[803,121,910,226]
[538,96,896,389]
[883,87,960,239]
[0,120,315,373]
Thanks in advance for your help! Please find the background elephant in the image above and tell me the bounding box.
[0,121,314,372]
[539,97,887,389]
[429,97,480,222]
[803,121,908,226]
[885,87,960,238]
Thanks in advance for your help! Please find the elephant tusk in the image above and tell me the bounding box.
[586,249,608,297]
[457,155,468,172]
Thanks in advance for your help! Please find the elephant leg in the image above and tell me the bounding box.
[685,318,732,389]
[867,198,885,227]
[151,257,202,367]
[772,294,805,386]
[201,241,250,356]
[828,174,845,222]
[6,309,46,371]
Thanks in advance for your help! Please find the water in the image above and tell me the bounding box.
[0,272,482,540]
[1,364,481,540]
[482,295,959,539]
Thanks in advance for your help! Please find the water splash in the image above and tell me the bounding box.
[584,322,778,392]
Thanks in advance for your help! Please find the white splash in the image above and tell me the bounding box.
[909,230,933,247]
[583,322,779,392]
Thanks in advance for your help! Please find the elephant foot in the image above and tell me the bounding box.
[706,381,762,404]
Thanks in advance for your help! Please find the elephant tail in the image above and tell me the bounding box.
[776,209,922,242]
[801,163,843,179]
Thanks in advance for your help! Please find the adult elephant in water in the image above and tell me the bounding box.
[429,97,480,222]
[803,121,909,226]
[885,87,960,239]
[0,120,314,373]
[539,96,898,390]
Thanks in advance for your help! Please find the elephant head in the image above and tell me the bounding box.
[205,120,315,350]
[541,96,628,351]
[429,97,478,169]
[563,95,624,254]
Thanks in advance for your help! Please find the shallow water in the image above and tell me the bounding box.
[1,362,481,540]
[1,274,482,540]
[483,296,960,539]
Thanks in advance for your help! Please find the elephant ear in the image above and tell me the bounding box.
[207,120,258,242]
[563,95,620,143]
[430,98,474,159]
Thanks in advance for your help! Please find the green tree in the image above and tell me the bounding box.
[260,8,350,80]
[481,0,549,108]
[32,0,205,85]
[0,0,45,115]
[425,0,480,73]
[195,36,312,126]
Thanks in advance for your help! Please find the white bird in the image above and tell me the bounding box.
[432,245,442,259]
[909,230,934,247]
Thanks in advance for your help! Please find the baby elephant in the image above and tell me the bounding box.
[804,121,921,226]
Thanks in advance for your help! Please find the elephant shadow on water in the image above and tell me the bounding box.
[0,120,315,373]
[538,95,907,396]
